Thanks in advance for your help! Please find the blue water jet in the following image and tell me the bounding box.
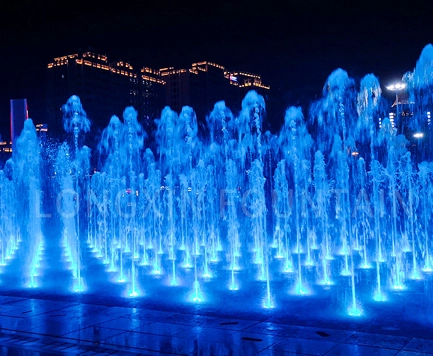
[2,44,433,322]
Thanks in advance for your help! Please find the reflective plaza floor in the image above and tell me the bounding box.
[0,291,433,356]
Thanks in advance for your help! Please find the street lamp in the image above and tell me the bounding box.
[386,81,408,133]
[386,83,406,91]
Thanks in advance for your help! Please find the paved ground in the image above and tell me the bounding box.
[0,294,433,355]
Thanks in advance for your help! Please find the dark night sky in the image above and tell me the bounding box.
[1,0,433,137]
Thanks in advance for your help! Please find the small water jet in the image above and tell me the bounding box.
[1,44,433,323]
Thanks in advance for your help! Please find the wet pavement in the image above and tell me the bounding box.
[0,294,432,355]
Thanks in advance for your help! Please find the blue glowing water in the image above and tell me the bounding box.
[2,45,433,322]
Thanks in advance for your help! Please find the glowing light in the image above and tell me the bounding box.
[347,305,363,317]
[386,83,406,90]
[262,297,275,309]
[73,278,86,293]
[293,282,310,296]
[139,260,150,266]
[293,247,304,254]
[232,264,241,271]
[338,246,349,255]
[359,262,372,269]
[27,280,38,288]
[340,269,351,276]
[413,132,424,139]
[191,281,203,303]
[152,269,162,275]
[305,258,314,267]
[284,262,294,273]
[257,272,266,282]
[373,291,387,302]
[318,278,334,286]
[410,270,422,280]
[229,283,239,291]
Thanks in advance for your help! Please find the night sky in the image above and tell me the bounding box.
[1,0,432,138]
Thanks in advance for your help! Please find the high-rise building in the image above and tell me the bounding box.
[139,67,166,130]
[0,139,12,167]
[0,140,12,154]
[47,52,270,136]
[47,51,165,135]
[161,61,270,121]
[232,70,271,98]
[35,123,48,142]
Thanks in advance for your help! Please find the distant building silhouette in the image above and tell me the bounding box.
[47,51,165,135]
[161,61,270,120]
[35,123,48,142]
[47,51,270,135]
[0,140,12,161]
[139,67,166,131]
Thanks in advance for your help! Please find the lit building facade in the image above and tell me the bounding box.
[140,67,166,130]
[0,140,12,165]
[36,123,48,142]
[47,51,164,134]
[161,61,270,120]
[0,140,12,154]
[232,70,271,98]
[47,52,270,134]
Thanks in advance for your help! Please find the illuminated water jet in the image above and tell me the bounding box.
[1,45,433,323]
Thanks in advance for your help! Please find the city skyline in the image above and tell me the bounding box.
[44,50,271,138]
[0,47,275,141]
[1,0,433,138]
